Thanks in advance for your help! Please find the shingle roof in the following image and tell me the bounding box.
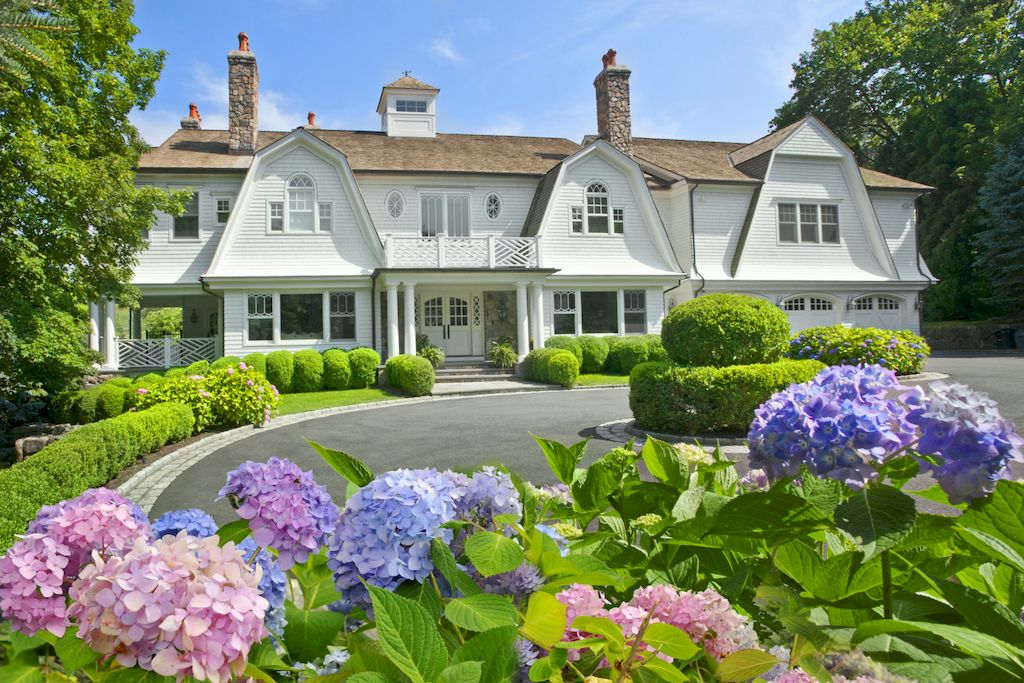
[522,164,561,237]
[137,129,578,176]
[382,75,438,92]
[727,119,804,166]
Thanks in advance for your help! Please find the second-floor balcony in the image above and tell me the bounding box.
[383,234,541,269]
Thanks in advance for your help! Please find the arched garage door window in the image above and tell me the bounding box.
[782,295,837,332]
[852,295,903,329]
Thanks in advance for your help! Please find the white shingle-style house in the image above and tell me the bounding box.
[90,36,934,371]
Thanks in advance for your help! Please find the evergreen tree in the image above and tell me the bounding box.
[976,134,1024,317]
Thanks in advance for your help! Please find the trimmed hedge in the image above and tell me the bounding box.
[577,336,609,373]
[348,348,381,389]
[0,402,195,552]
[661,293,790,367]
[607,336,655,374]
[524,348,580,387]
[242,352,267,376]
[629,359,826,436]
[184,360,210,375]
[265,350,295,393]
[323,349,352,390]
[210,355,243,371]
[94,383,128,421]
[293,349,326,392]
[786,325,931,375]
[545,336,583,364]
[385,354,435,396]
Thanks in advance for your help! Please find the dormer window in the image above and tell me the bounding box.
[396,99,427,113]
[287,175,315,232]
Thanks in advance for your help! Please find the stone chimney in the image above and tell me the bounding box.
[594,49,632,156]
[227,32,258,155]
[180,102,201,130]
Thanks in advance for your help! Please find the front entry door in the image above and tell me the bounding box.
[422,295,472,356]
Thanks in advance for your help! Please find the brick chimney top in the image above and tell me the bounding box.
[238,32,249,52]
[180,102,202,129]
[601,49,617,68]
[306,111,320,129]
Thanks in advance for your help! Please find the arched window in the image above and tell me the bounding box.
[287,175,315,232]
[782,297,805,311]
[585,181,609,233]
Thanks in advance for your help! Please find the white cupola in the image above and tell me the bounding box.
[376,73,439,138]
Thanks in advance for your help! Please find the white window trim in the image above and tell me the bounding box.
[328,290,357,341]
[243,291,362,346]
[243,292,278,346]
[775,200,842,246]
[394,98,429,113]
[385,190,405,220]
[266,200,284,234]
[210,192,235,225]
[483,192,502,221]
[170,190,201,242]
[265,173,330,235]
[417,189,472,237]
[572,180,623,237]
[318,201,334,233]
[551,288,649,336]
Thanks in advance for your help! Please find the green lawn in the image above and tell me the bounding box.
[576,373,630,386]
[277,388,401,416]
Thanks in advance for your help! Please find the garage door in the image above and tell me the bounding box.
[783,296,838,332]
[852,296,903,330]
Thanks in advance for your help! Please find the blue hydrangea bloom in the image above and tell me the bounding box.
[907,382,1024,503]
[458,466,523,523]
[469,561,544,603]
[151,508,219,539]
[238,537,288,636]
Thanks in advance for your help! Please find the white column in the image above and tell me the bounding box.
[403,283,417,355]
[530,283,545,350]
[616,289,626,336]
[321,290,331,343]
[88,302,100,351]
[516,282,530,359]
[386,283,400,359]
[103,299,118,369]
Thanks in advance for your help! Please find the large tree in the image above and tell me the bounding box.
[0,0,184,394]
[773,0,1023,321]
[976,133,1024,317]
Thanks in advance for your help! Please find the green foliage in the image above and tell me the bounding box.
[577,335,610,373]
[0,298,93,396]
[544,336,582,364]
[204,365,280,427]
[348,347,381,389]
[131,372,165,388]
[92,383,127,420]
[606,336,653,374]
[183,359,209,375]
[142,307,182,338]
[487,341,517,369]
[385,354,435,397]
[773,1,1023,321]
[629,359,825,435]
[292,349,325,393]
[787,325,931,374]
[242,352,267,377]
[265,351,295,394]
[210,355,242,371]
[165,367,186,378]
[321,349,351,390]
[523,348,579,386]
[0,402,193,551]
[417,344,445,370]
[661,294,791,367]
[977,134,1024,312]
[135,374,214,432]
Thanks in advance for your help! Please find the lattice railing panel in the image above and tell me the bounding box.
[118,339,166,369]
[444,238,489,267]
[494,238,537,268]
[386,236,539,269]
[174,338,216,366]
[389,237,438,267]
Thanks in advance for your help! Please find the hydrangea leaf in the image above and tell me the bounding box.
[774,540,882,603]
[445,594,518,632]
[247,640,292,670]
[958,527,1024,574]
[215,519,252,546]
[0,666,44,683]
[714,649,780,682]
[933,580,1024,644]
[834,485,917,558]
[307,440,374,487]
[960,481,1024,557]
[437,661,483,683]
[570,616,625,647]
[711,490,829,539]
[241,663,275,683]
[282,602,346,664]
[430,538,483,596]
[637,657,687,682]
[531,435,586,486]
[464,531,524,577]
[572,459,620,511]
[367,584,448,683]
[451,626,519,683]
[292,553,343,610]
[396,578,444,621]
[519,591,567,648]
[642,622,700,660]
[641,437,687,489]
[344,674,402,683]
[51,627,100,673]
[99,670,175,683]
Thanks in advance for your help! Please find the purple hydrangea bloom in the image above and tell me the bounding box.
[219,457,339,569]
[907,382,1024,503]
[28,488,148,535]
[458,466,522,523]
[151,508,219,539]
[747,365,917,489]
[469,561,544,602]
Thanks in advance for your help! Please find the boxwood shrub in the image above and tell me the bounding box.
[786,325,931,375]
[322,349,351,390]
[661,293,790,367]
[0,402,194,552]
[93,383,128,421]
[629,359,825,436]
[210,355,243,371]
[385,354,435,396]
[242,352,267,377]
[265,350,295,393]
[348,348,381,389]
[292,349,325,392]
[524,348,579,387]
[545,336,583,364]
[577,336,609,373]
[607,336,654,374]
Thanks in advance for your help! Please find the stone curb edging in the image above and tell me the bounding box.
[897,371,950,382]
[117,385,626,513]
[624,420,748,446]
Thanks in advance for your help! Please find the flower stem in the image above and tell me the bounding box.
[881,549,893,619]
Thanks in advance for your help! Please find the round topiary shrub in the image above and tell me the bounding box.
[607,336,651,374]
[385,354,435,396]
[661,293,790,367]
[642,334,670,362]
[93,383,128,420]
[577,336,609,373]
[292,349,325,393]
[523,348,578,385]
[265,350,295,393]
[786,325,931,375]
[322,349,351,390]
[210,355,243,371]
[348,348,381,389]
[546,352,580,388]
[165,367,186,378]
[133,372,164,387]
[242,352,267,377]
[629,358,824,436]
[184,360,210,375]
[545,336,583,364]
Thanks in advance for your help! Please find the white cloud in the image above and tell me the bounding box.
[430,36,462,64]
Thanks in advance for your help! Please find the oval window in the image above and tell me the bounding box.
[484,192,502,220]
[386,190,404,219]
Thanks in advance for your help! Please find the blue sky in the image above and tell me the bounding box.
[130,0,863,146]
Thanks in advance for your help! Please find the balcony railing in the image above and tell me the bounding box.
[384,235,541,269]
[117,336,218,370]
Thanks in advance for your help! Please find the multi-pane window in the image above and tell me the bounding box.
[396,99,427,113]
[280,293,323,339]
[571,206,583,233]
[777,203,797,243]
[420,192,470,237]
[783,297,806,311]
[800,204,819,243]
[247,294,273,341]
[809,297,833,311]
[553,291,576,335]
[318,203,333,232]
[386,191,404,219]
[624,290,646,333]
[820,205,839,243]
[421,194,443,236]
[269,202,284,232]
[878,297,900,310]
[173,193,199,240]
[582,291,617,333]
[585,182,609,233]
[447,194,470,236]
[778,202,840,244]
[287,175,315,232]
[329,291,356,340]
[485,193,502,220]
[854,297,873,311]
[612,208,624,234]
[216,198,232,224]
[423,297,443,327]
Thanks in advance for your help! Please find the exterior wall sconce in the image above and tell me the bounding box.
[496,306,508,322]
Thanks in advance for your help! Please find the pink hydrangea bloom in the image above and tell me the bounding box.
[70,533,268,683]
[137,387,149,395]
[555,583,608,660]
[226,367,235,375]
[773,671,814,683]
[0,534,74,636]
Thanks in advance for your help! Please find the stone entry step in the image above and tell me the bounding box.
[434,362,515,383]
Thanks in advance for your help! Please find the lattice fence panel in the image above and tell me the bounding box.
[444,238,489,267]
[118,339,166,369]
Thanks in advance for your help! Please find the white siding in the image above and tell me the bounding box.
[133,180,241,284]
[356,174,537,238]
[777,124,844,158]
[691,185,755,280]
[736,158,890,281]
[213,147,380,277]
[652,186,691,278]
[541,155,678,276]
[870,192,933,281]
